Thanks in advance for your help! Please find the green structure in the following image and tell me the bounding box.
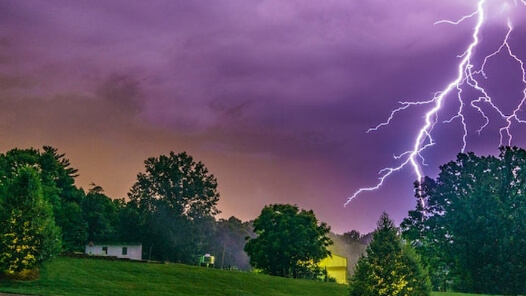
[199,254,215,268]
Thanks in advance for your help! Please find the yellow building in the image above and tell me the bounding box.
[318,254,348,284]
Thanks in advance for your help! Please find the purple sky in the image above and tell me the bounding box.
[2,0,526,234]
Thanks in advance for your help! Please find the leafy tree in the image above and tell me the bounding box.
[244,204,332,278]
[349,212,431,296]
[128,151,220,263]
[343,230,361,243]
[115,199,142,243]
[401,147,526,295]
[57,201,88,251]
[81,184,120,242]
[0,166,62,277]
[0,147,87,251]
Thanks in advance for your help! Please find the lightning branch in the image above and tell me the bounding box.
[346,0,526,206]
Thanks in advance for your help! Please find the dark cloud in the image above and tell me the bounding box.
[96,73,142,114]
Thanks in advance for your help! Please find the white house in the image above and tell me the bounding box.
[85,242,142,260]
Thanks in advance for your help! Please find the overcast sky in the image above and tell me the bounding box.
[2,0,526,233]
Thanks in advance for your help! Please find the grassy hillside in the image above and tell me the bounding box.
[0,257,347,296]
[0,257,494,296]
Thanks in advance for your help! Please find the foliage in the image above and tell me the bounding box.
[128,151,220,263]
[0,166,62,276]
[349,212,431,296]
[115,200,142,243]
[0,147,87,251]
[342,230,361,243]
[81,184,120,242]
[244,204,332,279]
[401,147,526,295]
[56,201,88,252]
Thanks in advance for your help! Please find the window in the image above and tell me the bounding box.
[102,246,108,255]
[122,247,128,255]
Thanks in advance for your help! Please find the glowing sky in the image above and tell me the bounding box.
[1,0,526,233]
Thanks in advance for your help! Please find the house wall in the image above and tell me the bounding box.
[325,266,347,285]
[85,244,142,260]
[318,254,348,284]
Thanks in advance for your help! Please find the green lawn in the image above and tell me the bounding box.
[432,294,492,296]
[0,257,493,296]
[0,257,347,296]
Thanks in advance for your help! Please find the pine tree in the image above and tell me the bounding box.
[349,212,431,296]
[0,166,61,277]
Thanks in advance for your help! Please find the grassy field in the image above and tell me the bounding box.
[435,294,493,296]
[0,257,492,296]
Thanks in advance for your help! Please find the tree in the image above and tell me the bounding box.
[0,166,61,277]
[115,199,142,243]
[128,151,220,263]
[343,230,361,243]
[81,184,120,242]
[244,204,332,278]
[39,147,87,251]
[349,212,431,296]
[401,147,526,295]
[0,147,87,251]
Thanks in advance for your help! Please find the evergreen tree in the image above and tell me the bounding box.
[0,147,87,251]
[0,166,61,277]
[349,212,431,296]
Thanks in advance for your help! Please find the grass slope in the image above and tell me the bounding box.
[0,257,346,296]
[0,257,494,296]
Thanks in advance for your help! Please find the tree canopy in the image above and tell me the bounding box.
[349,212,431,296]
[244,204,332,279]
[0,147,253,275]
[81,184,120,243]
[0,147,87,251]
[129,151,220,219]
[128,151,220,263]
[402,146,526,295]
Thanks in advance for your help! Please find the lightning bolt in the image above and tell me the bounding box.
[345,0,526,206]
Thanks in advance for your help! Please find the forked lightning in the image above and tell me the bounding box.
[346,0,526,206]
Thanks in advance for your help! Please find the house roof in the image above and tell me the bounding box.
[86,242,142,246]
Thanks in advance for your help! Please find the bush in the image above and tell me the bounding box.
[0,167,62,278]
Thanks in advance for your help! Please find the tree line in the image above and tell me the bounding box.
[0,146,376,285]
[347,146,526,296]
[1,145,525,295]
[0,147,252,277]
